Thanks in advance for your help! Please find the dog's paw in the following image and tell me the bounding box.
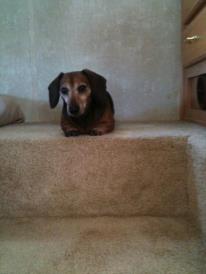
[64,130,80,137]
[88,129,104,136]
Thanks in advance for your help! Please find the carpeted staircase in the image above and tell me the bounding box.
[0,122,206,273]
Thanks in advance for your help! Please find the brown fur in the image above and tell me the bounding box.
[60,72,92,117]
[48,69,115,136]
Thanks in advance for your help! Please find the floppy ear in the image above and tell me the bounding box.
[48,72,64,108]
[82,69,107,106]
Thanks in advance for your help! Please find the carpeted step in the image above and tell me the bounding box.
[1,122,206,274]
[0,216,205,274]
[0,123,192,218]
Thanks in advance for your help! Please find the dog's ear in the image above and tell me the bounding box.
[48,72,64,108]
[82,69,107,106]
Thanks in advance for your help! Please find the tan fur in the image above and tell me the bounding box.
[90,105,115,135]
[60,73,91,115]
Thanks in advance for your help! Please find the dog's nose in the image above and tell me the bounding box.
[69,104,80,115]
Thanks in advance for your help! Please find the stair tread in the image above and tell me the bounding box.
[0,121,206,141]
[0,216,205,274]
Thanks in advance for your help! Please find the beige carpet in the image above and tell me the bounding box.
[0,216,205,274]
[0,123,190,217]
[1,122,206,273]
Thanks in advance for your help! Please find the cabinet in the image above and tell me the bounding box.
[181,0,206,125]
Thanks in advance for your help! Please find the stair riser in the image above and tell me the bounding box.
[0,137,188,217]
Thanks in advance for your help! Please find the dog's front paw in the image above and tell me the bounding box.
[64,130,80,137]
[88,129,104,136]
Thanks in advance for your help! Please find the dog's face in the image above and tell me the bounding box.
[60,72,91,117]
[48,69,108,117]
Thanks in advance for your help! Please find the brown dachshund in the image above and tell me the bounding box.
[48,69,115,136]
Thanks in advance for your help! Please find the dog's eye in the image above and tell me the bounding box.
[78,85,87,93]
[60,87,69,95]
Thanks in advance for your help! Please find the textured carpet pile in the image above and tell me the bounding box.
[0,122,206,273]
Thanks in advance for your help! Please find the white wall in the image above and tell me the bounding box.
[0,0,181,122]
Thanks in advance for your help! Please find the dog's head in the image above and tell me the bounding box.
[48,69,107,117]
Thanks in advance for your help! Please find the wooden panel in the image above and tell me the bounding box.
[182,62,206,125]
[185,109,206,126]
[183,6,206,67]
[181,74,193,119]
[182,0,206,25]
[185,59,206,78]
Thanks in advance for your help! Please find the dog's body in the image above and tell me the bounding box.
[48,69,114,136]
